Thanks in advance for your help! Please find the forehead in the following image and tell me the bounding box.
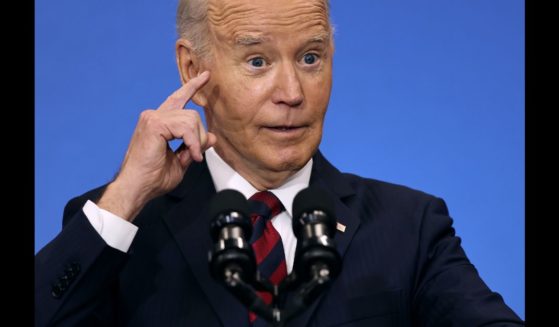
[207,0,330,42]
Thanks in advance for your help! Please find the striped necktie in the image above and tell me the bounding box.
[248,191,287,326]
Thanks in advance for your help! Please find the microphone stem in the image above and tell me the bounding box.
[223,266,275,322]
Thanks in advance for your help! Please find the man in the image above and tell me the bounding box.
[35,0,524,326]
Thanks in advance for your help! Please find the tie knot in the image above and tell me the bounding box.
[248,191,284,222]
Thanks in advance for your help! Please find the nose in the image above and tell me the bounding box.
[271,62,304,107]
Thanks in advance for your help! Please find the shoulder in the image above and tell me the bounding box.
[340,172,449,224]
[346,173,439,205]
[312,151,448,220]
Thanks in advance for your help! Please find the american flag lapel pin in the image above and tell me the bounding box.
[336,222,346,233]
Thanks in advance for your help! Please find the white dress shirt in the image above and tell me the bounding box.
[82,147,312,274]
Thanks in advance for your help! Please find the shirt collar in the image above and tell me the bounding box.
[205,147,312,217]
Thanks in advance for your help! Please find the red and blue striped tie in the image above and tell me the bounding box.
[248,191,287,326]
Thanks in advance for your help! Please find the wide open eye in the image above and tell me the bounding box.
[248,57,266,67]
[303,53,318,65]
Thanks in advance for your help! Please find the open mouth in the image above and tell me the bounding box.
[268,126,301,131]
[262,125,308,139]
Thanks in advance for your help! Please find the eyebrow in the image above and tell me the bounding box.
[234,35,270,46]
[307,32,331,44]
[234,32,331,47]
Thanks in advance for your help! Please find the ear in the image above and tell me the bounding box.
[176,39,209,107]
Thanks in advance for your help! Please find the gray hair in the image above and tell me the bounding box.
[176,0,211,58]
[176,0,331,59]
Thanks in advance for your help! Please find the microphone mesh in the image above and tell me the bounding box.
[209,189,249,219]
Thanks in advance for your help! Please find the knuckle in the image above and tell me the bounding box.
[139,110,160,128]
[139,110,155,121]
[183,118,198,130]
[183,109,199,119]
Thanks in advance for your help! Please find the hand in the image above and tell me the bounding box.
[97,71,215,221]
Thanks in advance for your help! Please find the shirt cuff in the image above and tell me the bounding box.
[82,200,139,253]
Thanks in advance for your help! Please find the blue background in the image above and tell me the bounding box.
[35,0,525,319]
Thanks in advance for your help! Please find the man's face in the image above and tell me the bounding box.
[202,0,333,180]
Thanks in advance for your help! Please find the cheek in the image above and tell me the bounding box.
[305,75,331,115]
[210,85,261,137]
[219,77,271,123]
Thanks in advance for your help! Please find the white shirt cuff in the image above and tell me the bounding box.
[82,200,138,253]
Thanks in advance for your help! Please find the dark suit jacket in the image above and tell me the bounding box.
[35,151,523,326]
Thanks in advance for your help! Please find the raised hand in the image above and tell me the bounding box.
[97,71,215,221]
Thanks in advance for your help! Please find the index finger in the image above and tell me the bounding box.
[158,71,210,111]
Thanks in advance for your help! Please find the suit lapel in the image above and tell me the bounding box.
[311,152,361,259]
[162,160,249,326]
[287,151,361,326]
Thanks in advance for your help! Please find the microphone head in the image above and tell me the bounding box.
[292,186,336,237]
[209,189,250,240]
[292,186,342,282]
[208,189,256,283]
[209,189,249,218]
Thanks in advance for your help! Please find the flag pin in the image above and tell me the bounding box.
[336,222,346,233]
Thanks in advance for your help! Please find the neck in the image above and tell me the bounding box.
[213,145,300,191]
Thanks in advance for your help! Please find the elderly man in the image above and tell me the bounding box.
[35,0,523,326]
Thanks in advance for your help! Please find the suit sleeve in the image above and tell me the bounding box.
[412,197,524,326]
[35,190,128,327]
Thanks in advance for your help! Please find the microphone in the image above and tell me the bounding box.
[208,190,274,322]
[292,186,341,287]
[208,187,342,325]
[208,189,255,284]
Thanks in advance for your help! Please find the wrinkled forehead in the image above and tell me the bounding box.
[207,0,331,43]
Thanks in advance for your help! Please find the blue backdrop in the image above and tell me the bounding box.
[35,0,525,319]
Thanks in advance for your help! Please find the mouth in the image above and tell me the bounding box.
[262,125,308,138]
[268,126,301,131]
[263,124,309,131]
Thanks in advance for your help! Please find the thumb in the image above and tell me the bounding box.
[175,144,193,168]
[206,132,217,149]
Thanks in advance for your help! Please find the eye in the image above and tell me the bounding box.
[248,57,266,67]
[303,53,318,65]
